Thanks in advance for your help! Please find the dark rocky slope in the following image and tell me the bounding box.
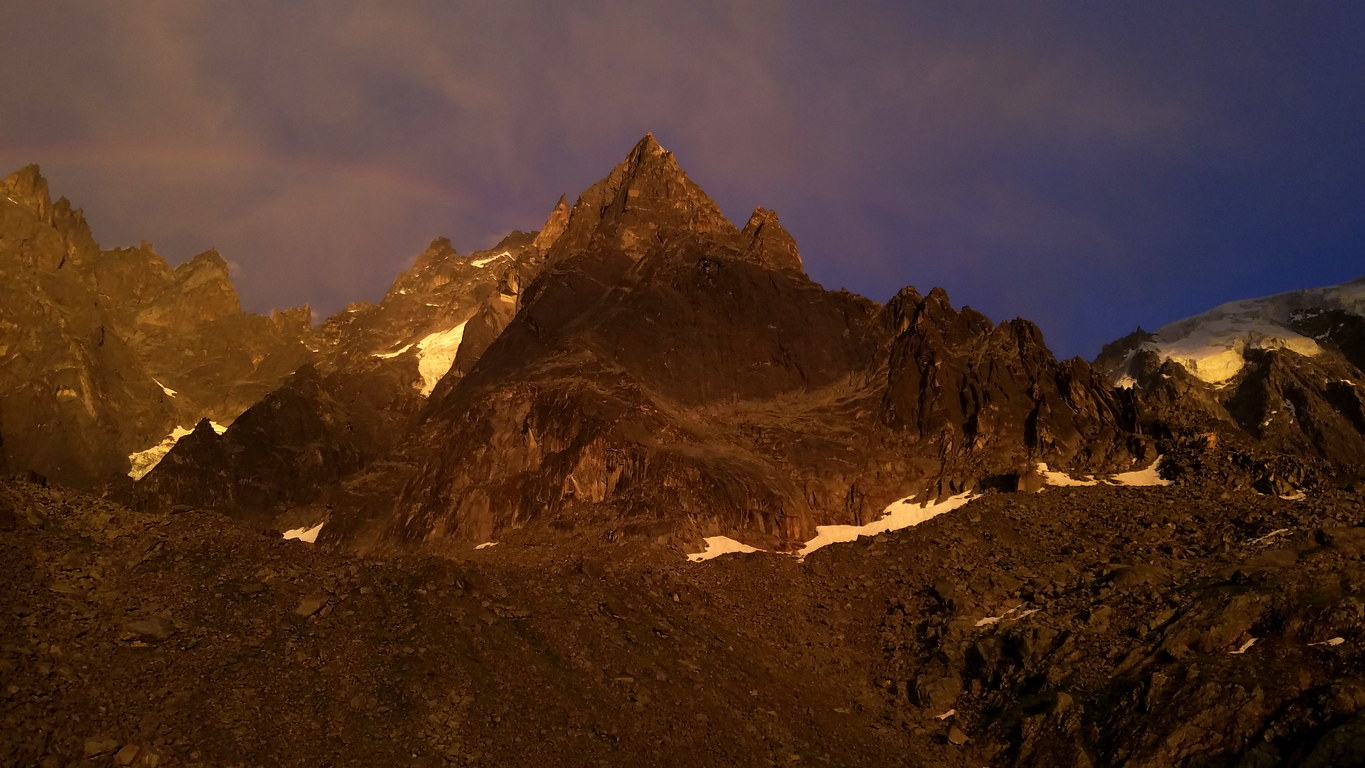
[3,471,1361,767]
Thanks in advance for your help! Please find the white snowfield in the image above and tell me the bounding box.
[1036,457,1171,489]
[127,421,228,480]
[687,457,1172,563]
[687,536,762,562]
[368,321,469,396]
[1122,278,1365,384]
[795,491,977,559]
[415,322,468,396]
[283,522,324,543]
[688,491,977,563]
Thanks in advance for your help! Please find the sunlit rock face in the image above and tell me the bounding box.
[132,196,561,522]
[0,165,315,489]
[1098,278,1365,485]
[1103,279,1365,385]
[0,156,558,504]
[318,135,1148,556]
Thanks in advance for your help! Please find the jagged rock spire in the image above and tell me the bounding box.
[741,207,803,272]
[548,133,737,260]
[532,195,569,253]
[1,164,54,222]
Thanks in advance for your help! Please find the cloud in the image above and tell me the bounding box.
[1,2,1361,356]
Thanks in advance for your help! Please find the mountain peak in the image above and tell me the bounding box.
[1,164,54,221]
[549,135,735,260]
[628,132,667,161]
[184,248,230,274]
[741,207,803,273]
[532,195,570,253]
[616,132,682,184]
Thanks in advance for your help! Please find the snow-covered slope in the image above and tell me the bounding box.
[1121,278,1365,384]
[128,421,228,480]
[414,322,467,396]
[366,322,470,395]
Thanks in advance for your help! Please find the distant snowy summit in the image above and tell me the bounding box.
[1105,277,1365,385]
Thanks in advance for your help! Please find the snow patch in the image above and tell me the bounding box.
[683,491,977,563]
[1248,528,1290,546]
[1037,463,1099,487]
[127,421,227,479]
[975,606,1040,628]
[372,343,413,359]
[128,427,192,480]
[1230,637,1258,655]
[1309,637,1346,648]
[474,541,499,550]
[688,536,763,562]
[470,251,511,268]
[283,522,324,543]
[795,491,976,559]
[934,709,957,721]
[1111,460,1172,487]
[152,378,177,397]
[1038,457,1169,489]
[415,322,468,396]
[1279,491,1307,501]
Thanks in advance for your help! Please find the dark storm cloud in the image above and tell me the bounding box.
[1,2,1361,356]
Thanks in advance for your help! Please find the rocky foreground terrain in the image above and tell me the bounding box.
[3,471,1362,767]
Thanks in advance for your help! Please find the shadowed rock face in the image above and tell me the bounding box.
[319,137,1149,555]
[133,364,424,526]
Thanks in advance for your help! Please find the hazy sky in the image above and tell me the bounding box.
[2,2,1361,357]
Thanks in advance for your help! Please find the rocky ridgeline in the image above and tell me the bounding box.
[5,138,1363,559]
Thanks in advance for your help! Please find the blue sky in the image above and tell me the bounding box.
[2,1,1361,357]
